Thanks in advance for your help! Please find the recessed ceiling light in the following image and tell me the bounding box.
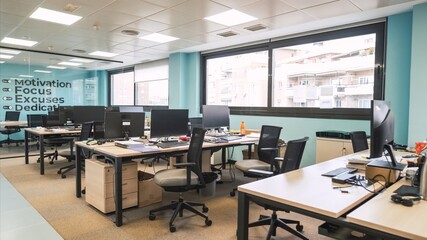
[34,70,52,73]
[1,37,38,47]
[58,61,82,66]
[0,54,14,59]
[69,58,95,63]
[19,75,34,78]
[47,65,66,69]
[205,9,257,26]
[140,33,179,43]
[0,61,5,64]
[89,51,118,58]
[29,7,82,25]
[0,48,21,55]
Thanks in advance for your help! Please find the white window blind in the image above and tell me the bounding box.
[135,59,168,82]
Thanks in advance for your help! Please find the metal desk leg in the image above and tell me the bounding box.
[221,146,227,169]
[248,144,252,159]
[237,191,249,240]
[76,144,82,198]
[24,130,29,164]
[115,157,123,226]
[39,135,45,175]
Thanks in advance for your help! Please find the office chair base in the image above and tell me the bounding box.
[149,195,212,232]
[248,211,307,240]
[230,187,237,197]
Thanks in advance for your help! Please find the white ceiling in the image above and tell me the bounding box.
[0,0,425,70]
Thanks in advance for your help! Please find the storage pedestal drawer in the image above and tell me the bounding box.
[85,158,138,213]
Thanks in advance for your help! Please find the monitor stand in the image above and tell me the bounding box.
[368,144,406,171]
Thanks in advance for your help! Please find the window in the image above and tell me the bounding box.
[205,51,268,107]
[202,22,385,119]
[135,59,168,106]
[110,70,134,105]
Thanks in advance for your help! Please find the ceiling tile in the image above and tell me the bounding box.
[264,11,316,29]
[38,0,116,17]
[141,0,188,8]
[171,0,230,18]
[348,0,416,10]
[146,9,200,26]
[237,0,296,19]
[102,0,164,18]
[281,0,338,9]
[159,26,203,39]
[209,0,261,8]
[0,0,41,17]
[302,0,361,19]
[125,19,170,33]
[177,20,227,33]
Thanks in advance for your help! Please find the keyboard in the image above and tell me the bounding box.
[156,141,189,149]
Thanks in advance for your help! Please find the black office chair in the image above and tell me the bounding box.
[230,125,282,196]
[148,127,212,232]
[0,111,21,147]
[57,121,93,178]
[350,131,369,153]
[247,137,309,240]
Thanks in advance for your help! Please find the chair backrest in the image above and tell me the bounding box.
[187,127,206,184]
[280,137,309,173]
[257,125,282,164]
[27,114,47,127]
[80,122,93,141]
[5,111,20,121]
[350,131,369,153]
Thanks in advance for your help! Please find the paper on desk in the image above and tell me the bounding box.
[245,133,260,138]
[127,145,160,153]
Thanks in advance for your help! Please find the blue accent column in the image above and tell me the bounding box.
[169,52,201,116]
[386,12,412,145]
[408,3,427,145]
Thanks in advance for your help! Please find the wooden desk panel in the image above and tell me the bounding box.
[0,121,27,127]
[347,179,427,240]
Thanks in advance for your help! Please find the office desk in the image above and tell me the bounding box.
[0,121,27,127]
[75,138,255,227]
[236,154,398,240]
[24,128,80,175]
[347,179,427,240]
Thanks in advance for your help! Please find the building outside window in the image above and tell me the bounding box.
[110,70,134,105]
[135,59,168,106]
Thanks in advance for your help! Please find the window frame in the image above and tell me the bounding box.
[201,22,386,120]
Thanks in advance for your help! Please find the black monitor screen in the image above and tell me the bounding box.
[150,109,189,138]
[72,106,105,124]
[202,105,230,129]
[58,106,74,125]
[104,112,145,139]
[370,100,395,158]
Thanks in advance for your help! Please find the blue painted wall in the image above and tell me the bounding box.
[408,3,427,145]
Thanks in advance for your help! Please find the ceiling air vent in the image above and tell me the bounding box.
[217,31,238,37]
[244,24,267,31]
[121,30,140,36]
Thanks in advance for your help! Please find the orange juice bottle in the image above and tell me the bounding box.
[240,121,246,135]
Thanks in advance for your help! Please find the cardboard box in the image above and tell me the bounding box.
[138,171,162,207]
[365,164,399,186]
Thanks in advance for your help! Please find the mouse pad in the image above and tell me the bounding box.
[393,185,419,195]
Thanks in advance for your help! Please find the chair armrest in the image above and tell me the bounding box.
[248,169,274,178]
[259,147,278,152]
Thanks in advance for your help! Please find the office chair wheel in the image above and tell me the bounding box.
[169,225,176,232]
[205,219,212,226]
[61,174,66,179]
[149,214,156,220]
[296,224,303,232]
[230,191,235,197]
[57,170,61,174]
[202,206,209,213]
[81,188,86,194]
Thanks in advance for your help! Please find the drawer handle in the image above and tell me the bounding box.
[123,197,127,200]
[122,182,128,186]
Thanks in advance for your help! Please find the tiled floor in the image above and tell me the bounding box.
[0,174,63,240]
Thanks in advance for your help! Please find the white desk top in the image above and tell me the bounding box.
[0,121,27,127]
[25,127,80,135]
[238,154,382,218]
[347,179,427,240]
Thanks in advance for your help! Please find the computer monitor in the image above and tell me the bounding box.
[72,106,105,125]
[119,106,144,112]
[369,100,405,170]
[58,106,74,125]
[202,105,230,130]
[5,111,20,121]
[150,109,189,139]
[104,112,145,139]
